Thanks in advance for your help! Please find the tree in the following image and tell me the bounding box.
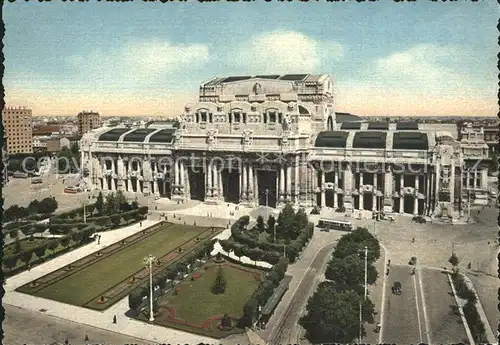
[13,240,22,254]
[47,240,59,252]
[276,203,299,241]
[295,208,308,231]
[247,248,262,266]
[60,236,71,250]
[219,240,234,254]
[37,197,58,215]
[334,228,381,264]
[105,193,120,216]
[266,215,276,236]
[95,192,105,215]
[27,200,40,214]
[233,246,244,262]
[256,215,265,233]
[20,250,34,266]
[70,231,83,243]
[220,313,232,330]
[325,255,377,288]
[34,245,47,260]
[300,282,366,344]
[212,266,227,294]
[4,255,18,271]
[8,229,19,240]
[449,253,460,268]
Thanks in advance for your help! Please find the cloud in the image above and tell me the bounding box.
[64,40,210,89]
[230,31,344,74]
[335,44,498,116]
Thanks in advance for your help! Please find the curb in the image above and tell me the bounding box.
[446,273,475,345]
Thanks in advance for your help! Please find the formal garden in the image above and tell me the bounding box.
[3,191,148,277]
[299,227,381,344]
[218,203,314,265]
[17,221,221,310]
[126,203,311,338]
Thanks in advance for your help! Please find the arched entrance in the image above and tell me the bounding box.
[258,170,277,208]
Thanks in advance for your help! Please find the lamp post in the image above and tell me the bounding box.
[143,254,157,322]
[360,246,368,300]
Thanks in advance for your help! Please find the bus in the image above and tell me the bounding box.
[64,186,82,194]
[317,218,353,232]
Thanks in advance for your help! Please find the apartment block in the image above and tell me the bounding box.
[2,106,33,154]
[77,111,102,135]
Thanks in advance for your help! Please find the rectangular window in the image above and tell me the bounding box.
[268,111,276,123]
[233,112,241,123]
[200,112,207,123]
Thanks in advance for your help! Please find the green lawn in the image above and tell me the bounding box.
[162,264,262,325]
[29,224,207,306]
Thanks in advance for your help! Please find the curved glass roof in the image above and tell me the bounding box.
[122,129,156,142]
[341,122,362,130]
[353,131,387,149]
[148,129,177,143]
[98,128,130,141]
[393,132,428,150]
[396,122,419,130]
[367,122,389,130]
[314,131,349,148]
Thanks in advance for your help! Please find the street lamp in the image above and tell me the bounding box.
[143,254,157,322]
[359,246,368,300]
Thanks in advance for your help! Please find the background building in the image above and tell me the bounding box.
[77,111,102,135]
[2,106,33,154]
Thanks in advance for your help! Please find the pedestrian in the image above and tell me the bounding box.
[140,221,143,227]
[84,332,89,342]
[467,262,471,269]
[387,259,391,267]
[113,315,117,324]
[65,338,69,345]
[386,268,389,276]
[155,205,158,210]
[412,237,415,243]
[28,264,31,271]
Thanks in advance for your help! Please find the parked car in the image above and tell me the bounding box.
[392,281,402,295]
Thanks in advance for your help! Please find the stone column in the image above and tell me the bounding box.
[320,171,326,207]
[248,164,254,201]
[174,160,179,186]
[219,168,224,200]
[481,169,487,190]
[180,161,185,190]
[399,174,404,214]
[414,175,419,215]
[242,164,247,200]
[466,171,470,190]
[426,169,431,215]
[102,159,108,191]
[450,160,455,205]
[384,164,393,212]
[153,162,159,195]
[343,163,353,212]
[279,166,285,200]
[334,172,339,208]
[359,172,364,188]
[213,163,219,198]
[473,171,478,190]
[435,162,440,205]
[294,156,300,204]
[286,165,292,201]
[373,173,377,211]
[207,162,213,198]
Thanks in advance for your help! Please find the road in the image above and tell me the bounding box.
[267,242,336,345]
[4,304,155,345]
[382,264,425,344]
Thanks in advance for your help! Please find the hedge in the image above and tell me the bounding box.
[230,216,314,263]
[238,257,289,328]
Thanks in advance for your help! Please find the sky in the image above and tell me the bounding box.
[3,0,499,117]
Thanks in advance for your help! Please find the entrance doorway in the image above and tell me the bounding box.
[403,195,414,214]
[221,169,240,204]
[325,190,334,207]
[157,178,171,198]
[189,170,205,201]
[257,170,277,208]
[363,193,373,211]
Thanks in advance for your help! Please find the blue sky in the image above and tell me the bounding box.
[3,1,499,117]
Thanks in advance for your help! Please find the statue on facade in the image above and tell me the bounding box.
[242,130,253,146]
[282,113,292,131]
[176,114,186,130]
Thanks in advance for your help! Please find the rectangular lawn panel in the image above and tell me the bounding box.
[30,224,207,306]
[164,264,261,325]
